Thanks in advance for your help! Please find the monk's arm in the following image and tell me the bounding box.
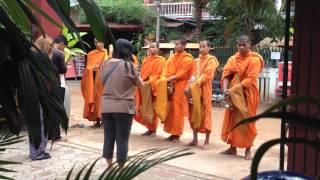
[221,56,236,91]
[240,58,262,88]
[149,59,166,83]
[199,60,218,84]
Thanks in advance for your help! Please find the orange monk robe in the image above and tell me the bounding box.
[134,55,166,131]
[221,51,264,148]
[160,52,195,136]
[81,49,108,121]
[189,54,219,133]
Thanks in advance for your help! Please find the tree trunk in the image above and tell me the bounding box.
[194,0,203,40]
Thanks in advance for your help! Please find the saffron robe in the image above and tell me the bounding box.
[221,51,264,148]
[81,49,108,121]
[156,52,195,136]
[189,54,219,132]
[135,55,166,131]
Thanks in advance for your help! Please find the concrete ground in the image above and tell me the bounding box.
[1,81,286,179]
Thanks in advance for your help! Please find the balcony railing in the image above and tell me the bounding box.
[145,2,214,20]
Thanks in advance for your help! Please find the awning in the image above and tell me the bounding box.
[77,23,143,31]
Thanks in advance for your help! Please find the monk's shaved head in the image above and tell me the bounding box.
[237,35,251,56]
[149,42,159,48]
[200,40,211,47]
[174,37,187,53]
[176,37,187,46]
[148,42,159,55]
[237,35,251,44]
[199,39,211,55]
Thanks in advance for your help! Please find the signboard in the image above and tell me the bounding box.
[271,51,281,60]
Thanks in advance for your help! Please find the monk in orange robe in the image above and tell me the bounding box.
[157,38,195,142]
[134,42,166,136]
[81,39,108,127]
[220,35,264,160]
[185,40,219,149]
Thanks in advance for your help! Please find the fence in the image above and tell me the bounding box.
[210,46,284,68]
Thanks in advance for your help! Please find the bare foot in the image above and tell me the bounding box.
[201,142,210,150]
[245,150,252,160]
[220,147,237,155]
[187,140,198,146]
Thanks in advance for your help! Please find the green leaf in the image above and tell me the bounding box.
[47,0,79,39]
[0,168,15,173]
[57,0,70,16]
[78,0,116,50]
[1,0,30,33]
[263,96,320,113]
[16,0,46,37]
[0,160,21,165]
[77,0,105,42]
[0,140,25,147]
[17,60,41,148]
[65,165,74,180]
[0,174,14,180]
[83,158,100,180]
[74,163,89,180]
[229,111,320,134]
[22,0,63,29]
[250,138,320,180]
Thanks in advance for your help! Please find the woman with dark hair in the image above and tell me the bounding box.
[100,39,144,167]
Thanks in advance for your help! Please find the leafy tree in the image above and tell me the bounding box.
[0,0,113,148]
[204,0,284,45]
[79,0,156,27]
[193,0,209,39]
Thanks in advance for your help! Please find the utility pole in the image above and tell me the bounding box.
[155,0,161,43]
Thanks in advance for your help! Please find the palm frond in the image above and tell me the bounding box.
[249,138,319,180]
[16,0,46,37]
[229,96,320,133]
[0,0,30,33]
[263,96,320,113]
[58,0,71,16]
[66,165,75,180]
[68,148,193,180]
[22,0,63,29]
[77,0,116,50]
[0,174,14,180]
[0,130,24,179]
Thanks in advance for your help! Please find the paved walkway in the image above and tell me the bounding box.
[2,140,218,180]
[1,81,285,179]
